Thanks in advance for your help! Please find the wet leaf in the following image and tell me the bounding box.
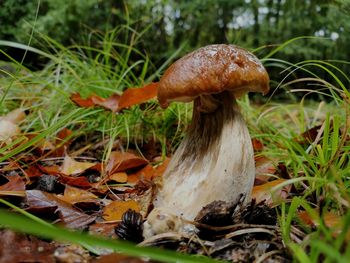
[60,155,97,175]
[252,179,290,206]
[106,151,148,175]
[26,190,96,228]
[103,200,140,222]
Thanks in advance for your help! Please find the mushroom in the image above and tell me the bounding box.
[144,44,269,237]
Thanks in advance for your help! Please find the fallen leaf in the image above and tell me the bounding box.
[153,157,170,178]
[38,165,61,175]
[0,175,25,191]
[252,138,264,152]
[294,124,323,145]
[70,93,96,108]
[103,200,140,221]
[24,165,43,178]
[70,82,158,112]
[118,82,158,110]
[252,179,290,206]
[106,151,148,175]
[109,172,128,183]
[0,230,55,263]
[127,164,154,184]
[26,190,96,228]
[298,210,342,229]
[59,175,92,189]
[254,156,276,185]
[89,222,118,239]
[60,155,97,175]
[59,185,98,204]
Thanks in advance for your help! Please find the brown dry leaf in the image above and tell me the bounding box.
[298,210,342,229]
[0,175,26,197]
[92,94,120,112]
[89,222,118,239]
[109,172,128,183]
[70,82,158,113]
[59,185,98,204]
[254,156,277,185]
[0,230,55,263]
[118,82,158,110]
[252,179,290,206]
[59,175,92,189]
[70,93,96,108]
[70,93,120,112]
[26,190,96,228]
[106,151,148,175]
[38,165,61,175]
[127,164,154,184]
[103,200,140,221]
[153,157,170,178]
[60,155,97,175]
[252,138,264,152]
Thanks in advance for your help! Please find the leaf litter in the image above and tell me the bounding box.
[0,84,347,262]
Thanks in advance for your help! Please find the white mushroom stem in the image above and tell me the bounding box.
[144,91,255,237]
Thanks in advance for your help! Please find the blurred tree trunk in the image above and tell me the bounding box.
[251,0,260,46]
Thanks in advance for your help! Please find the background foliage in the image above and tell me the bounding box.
[1,0,349,74]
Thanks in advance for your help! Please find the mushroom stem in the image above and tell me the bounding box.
[151,91,255,222]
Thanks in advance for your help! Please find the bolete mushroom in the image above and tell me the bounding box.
[144,44,269,237]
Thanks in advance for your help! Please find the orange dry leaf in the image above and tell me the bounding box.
[60,155,97,175]
[103,200,140,221]
[252,138,264,152]
[59,185,98,204]
[0,175,26,197]
[153,157,170,178]
[127,164,154,184]
[252,179,290,206]
[70,82,158,112]
[118,82,158,110]
[106,151,148,175]
[109,172,128,183]
[298,210,342,229]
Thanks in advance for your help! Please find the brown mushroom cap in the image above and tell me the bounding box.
[158,44,270,108]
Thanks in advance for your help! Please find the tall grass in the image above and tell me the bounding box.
[0,28,349,262]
